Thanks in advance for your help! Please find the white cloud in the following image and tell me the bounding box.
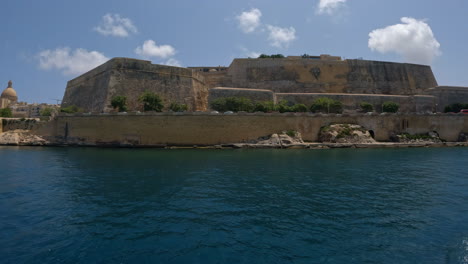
[135,40,176,59]
[163,58,182,67]
[94,13,138,37]
[37,47,109,76]
[368,17,441,65]
[266,25,296,48]
[317,0,347,15]
[236,8,262,33]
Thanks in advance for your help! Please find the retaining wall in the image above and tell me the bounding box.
[34,113,468,146]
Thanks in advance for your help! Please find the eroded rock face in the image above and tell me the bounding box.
[0,130,48,146]
[392,132,442,143]
[319,124,376,143]
[255,131,304,146]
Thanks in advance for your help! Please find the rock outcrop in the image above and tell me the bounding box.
[254,131,304,146]
[319,124,376,143]
[0,130,48,146]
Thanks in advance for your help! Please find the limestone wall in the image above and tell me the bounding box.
[219,58,437,95]
[62,58,208,112]
[426,86,468,112]
[34,113,468,145]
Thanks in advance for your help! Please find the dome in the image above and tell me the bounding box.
[1,81,18,102]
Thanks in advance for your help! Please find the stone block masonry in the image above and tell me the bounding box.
[34,113,468,146]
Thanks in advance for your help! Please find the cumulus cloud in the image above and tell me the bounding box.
[236,8,262,33]
[135,40,176,59]
[368,17,441,65]
[37,47,109,76]
[317,0,347,15]
[94,13,138,37]
[266,25,296,48]
[163,58,182,67]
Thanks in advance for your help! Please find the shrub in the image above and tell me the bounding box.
[40,107,54,116]
[382,101,399,113]
[210,97,254,112]
[275,100,292,113]
[444,103,468,113]
[360,102,374,112]
[139,91,164,112]
[286,130,297,137]
[291,104,308,112]
[258,54,285,59]
[111,96,128,112]
[310,97,343,113]
[60,105,82,113]
[169,102,188,112]
[254,101,276,112]
[0,108,12,117]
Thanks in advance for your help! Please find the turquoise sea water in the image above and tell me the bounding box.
[0,146,467,263]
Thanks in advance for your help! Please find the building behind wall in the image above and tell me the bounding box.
[60,55,468,113]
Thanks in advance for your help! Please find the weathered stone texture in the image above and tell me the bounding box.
[62,58,207,112]
[216,58,438,95]
[34,113,468,145]
[426,86,468,111]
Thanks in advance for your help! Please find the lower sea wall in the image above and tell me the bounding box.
[33,113,468,146]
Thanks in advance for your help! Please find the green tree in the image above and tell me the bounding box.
[40,107,54,116]
[0,108,12,117]
[382,101,399,113]
[139,91,164,112]
[275,100,292,113]
[210,97,254,112]
[60,105,82,113]
[169,102,188,112]
[360,102,374,112]
[254,101,276,112]
[444,103,468,113]
[310,98,343,113]
[291,104,308,112]
[111,96,128,112]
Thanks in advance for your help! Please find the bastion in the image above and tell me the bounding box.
[61,55,468,113]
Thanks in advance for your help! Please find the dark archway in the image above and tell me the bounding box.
[368,130,375,139]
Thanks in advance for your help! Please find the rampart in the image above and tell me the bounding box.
[215,58,438,95]
[34,113,468,146]
[62,58,208,112]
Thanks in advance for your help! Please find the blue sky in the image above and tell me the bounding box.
[1,0,467,103]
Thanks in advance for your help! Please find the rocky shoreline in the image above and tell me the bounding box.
[1,131,468,149]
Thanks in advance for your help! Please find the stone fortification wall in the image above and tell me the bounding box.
[276,93,435,113]
[209,87,275,103]
[426,86,468,112]
[62,58,208,112]
[217,58,437,95]
[35,113,468,145]
[1,118,41,132]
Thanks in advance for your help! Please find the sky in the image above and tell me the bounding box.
[1,0,468,103]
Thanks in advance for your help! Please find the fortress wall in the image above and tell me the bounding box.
[62,58,208,112]
[223,58,437,95]
[35,113,468,145]
[276,93,436,113]
[426,86,468,112]
[208,88,275,105]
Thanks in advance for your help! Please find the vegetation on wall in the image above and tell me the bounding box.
[258,54,285,59]
[310,98,343,113]
[39,107,54,117]
[359,102,374,112]
[444,103,468,113]
[211,97,317,113]
[169,102,188,112]
[60,105,83,114]
[111,96,128,112]
[0,107,13,117]
[139,91,164,112]
[382,101,399,113]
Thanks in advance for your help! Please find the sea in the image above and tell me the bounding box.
[1,146,467,264]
